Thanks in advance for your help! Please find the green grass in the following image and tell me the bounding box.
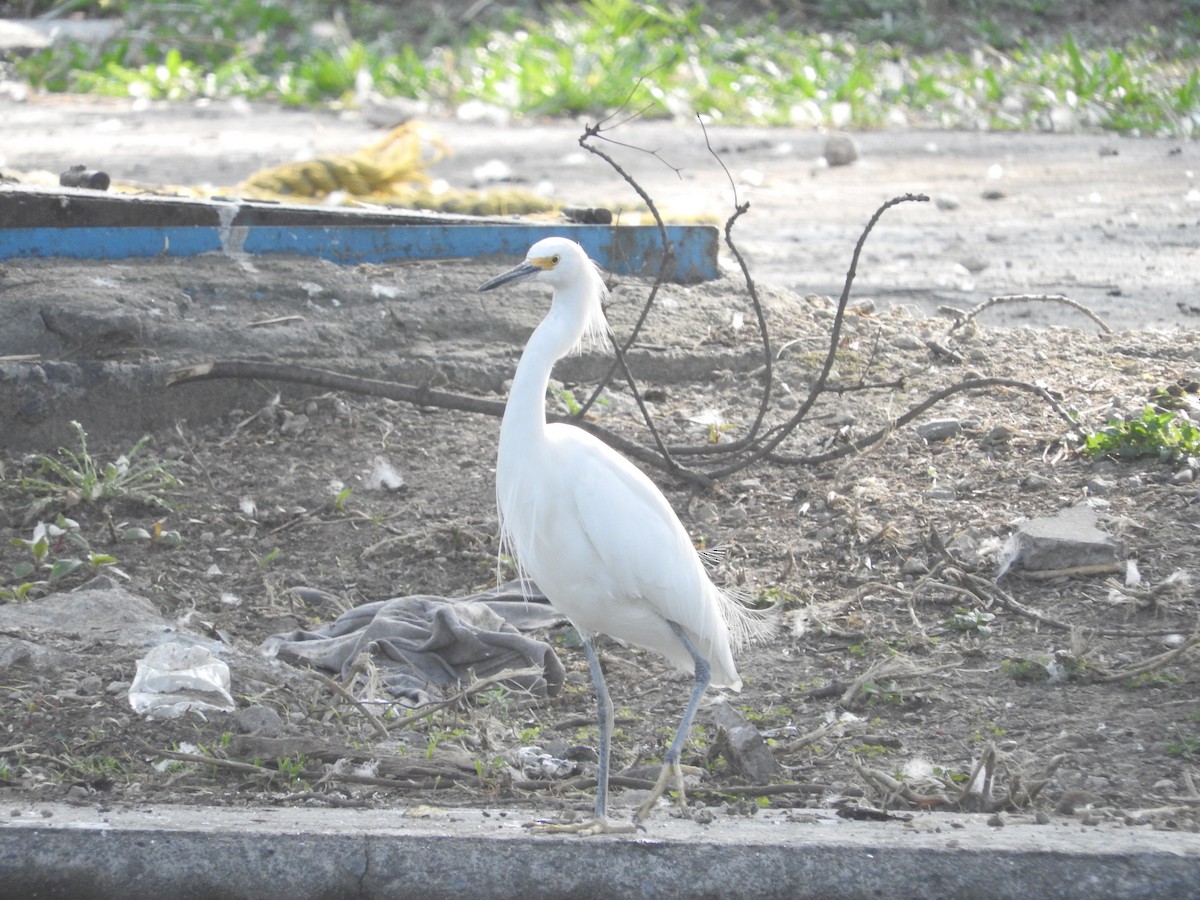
[9,0,1200,135]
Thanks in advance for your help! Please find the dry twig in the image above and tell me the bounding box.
[949,293,1113,335]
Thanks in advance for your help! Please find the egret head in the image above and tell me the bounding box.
[478,237,609,350]
[477,237,595,293]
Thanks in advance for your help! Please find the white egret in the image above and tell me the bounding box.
[479,237,765,834]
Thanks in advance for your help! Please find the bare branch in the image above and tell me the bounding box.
[949,293,1113,334]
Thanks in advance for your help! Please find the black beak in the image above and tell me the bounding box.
[478,261,539,292]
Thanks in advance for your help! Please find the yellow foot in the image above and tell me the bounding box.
[527,816,638,836]
[634,762,703,823]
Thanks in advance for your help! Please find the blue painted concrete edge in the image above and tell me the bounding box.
[0,224,720,282]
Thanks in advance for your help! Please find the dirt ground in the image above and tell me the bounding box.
[1,100,1199,832]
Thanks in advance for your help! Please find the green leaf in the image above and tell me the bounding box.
[157,530,183,548]
[48,558,84,581]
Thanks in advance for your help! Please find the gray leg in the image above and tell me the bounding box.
[664,621,712,767]
[581,633,614,821]
[634,621,712,822]
[530,632,634,835]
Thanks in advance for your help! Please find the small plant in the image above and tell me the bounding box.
[551,385,583,416]
[18,421,178,518]
[120,520,184,548]
[860,681,903,705]
[1166,729,1200,758]
[1001,657,1049,683]
[476,686,511,708]
[2,516,126,601]
[275,754,310,784]
[944,608,996,634]
[1083,406,1200,463]
[852,743,894,758]
[1122,672,1182,689]
[971,722,1007,743]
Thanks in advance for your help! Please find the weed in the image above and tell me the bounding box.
[518,726,542,743]
[476,686,511,708]
[944,608,996,634]
[1083,406,1200,463]
[16,421,177,519]
[971,722,1008,743]
[1122,672,1182,689]
[3,515,127,601]
[1001,657,1050,683]
[119,520,184,548]
[276,753,309,784]
[552,385,583,416]
[1166,731,1200,757]
[852,743,894,758]
[860,681,903,705]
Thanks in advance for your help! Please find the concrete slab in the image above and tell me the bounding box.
[999,503,1125,577]
[1,802,1197,899]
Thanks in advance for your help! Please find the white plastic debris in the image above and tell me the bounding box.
[365,455,404,491]
[472,159,512,183]
[514,746,575,780]
[128,641,235,719]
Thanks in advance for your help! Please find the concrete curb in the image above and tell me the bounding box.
[2,803,1197,899]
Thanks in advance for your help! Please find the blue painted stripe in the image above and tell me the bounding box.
[0,224,719,282]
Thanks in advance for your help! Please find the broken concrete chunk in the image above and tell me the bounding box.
[996,503,1124,578]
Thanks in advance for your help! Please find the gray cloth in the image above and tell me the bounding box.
[264,581,566,706]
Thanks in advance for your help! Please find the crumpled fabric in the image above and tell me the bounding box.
[264,580,566,707]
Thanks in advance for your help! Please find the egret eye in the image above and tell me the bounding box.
[551,255,560,264]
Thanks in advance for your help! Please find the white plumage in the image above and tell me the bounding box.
[480,237,763,833]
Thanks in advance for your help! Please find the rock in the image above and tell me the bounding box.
[996,503,1124,577]
[890,334,925,351]
[0,581,169,648]
[823,133,859,166]
[1020,472,1052,491]
[984,424,1015,445]
[1085,475,1115,496]
[710,699,781,784]
[916,418,962,441]
[235,705,285,737]
[40,302,143,352]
